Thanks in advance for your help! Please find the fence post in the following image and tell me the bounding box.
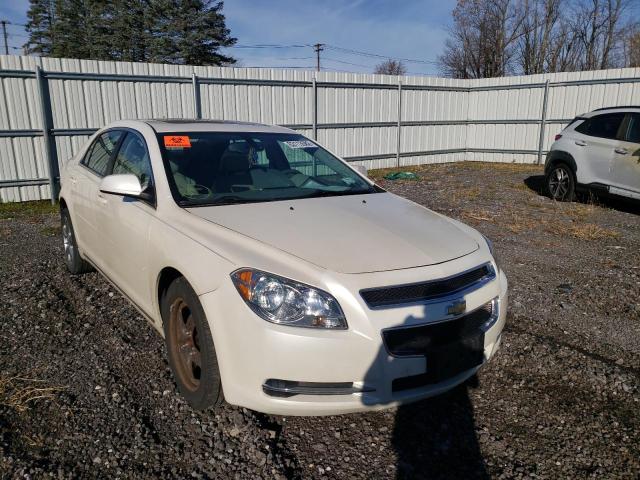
[312,76,318,140]
[396,80,402,168]
[312,76,318,176]
[537,79,550,165]
[192,73,202,119]
[35,66,58,205]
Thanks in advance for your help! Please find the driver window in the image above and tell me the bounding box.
[112,133,152,188]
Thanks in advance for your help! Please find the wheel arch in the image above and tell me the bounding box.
[545,151,577,176]
[157,266,185,315]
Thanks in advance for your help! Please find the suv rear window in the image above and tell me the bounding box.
[574,113,625,140]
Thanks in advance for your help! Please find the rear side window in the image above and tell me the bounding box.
[625,114,640,144]
[83,131,123,176]
[574,113,625,140]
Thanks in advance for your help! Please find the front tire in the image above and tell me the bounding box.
[161,277,224,410]
[546,163,575,201]
[60,208,93,274]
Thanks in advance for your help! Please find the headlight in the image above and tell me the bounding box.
[231,269,347,329]
[482,234,501,271]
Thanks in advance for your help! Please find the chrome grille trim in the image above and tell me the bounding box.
[360,263,496,309]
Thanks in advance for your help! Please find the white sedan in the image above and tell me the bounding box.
[59,119,508,416]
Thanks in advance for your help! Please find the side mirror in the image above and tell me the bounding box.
[353,165,368,177]
[100,174,146,198]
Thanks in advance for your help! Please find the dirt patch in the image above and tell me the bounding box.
[1,161,638,478]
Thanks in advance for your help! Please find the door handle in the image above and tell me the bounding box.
[69,175,77,183]
[614,148,628,155]
[574,140,587,146]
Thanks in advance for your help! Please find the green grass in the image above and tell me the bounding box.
[0,201,58,220]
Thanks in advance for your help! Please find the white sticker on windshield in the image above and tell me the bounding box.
[284,140,317,149]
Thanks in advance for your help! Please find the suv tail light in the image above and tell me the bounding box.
[554,134,562,141]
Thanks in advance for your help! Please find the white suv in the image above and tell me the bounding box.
[58,119,507,416]
[545,106,640,202]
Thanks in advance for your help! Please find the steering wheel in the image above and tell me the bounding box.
[185,184,213,200]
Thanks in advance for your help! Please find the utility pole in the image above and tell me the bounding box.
[1,21,8,56]
[313,43,324,72]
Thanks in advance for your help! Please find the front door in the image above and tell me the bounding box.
[94,131,156,315]
[611,113,640,198]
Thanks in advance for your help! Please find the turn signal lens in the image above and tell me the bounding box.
[554,134,562,141]
[231,269,347,329]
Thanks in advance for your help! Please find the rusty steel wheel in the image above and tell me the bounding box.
[162,277,223,410]
[168,298,202,392]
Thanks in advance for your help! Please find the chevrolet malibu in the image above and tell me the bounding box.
[59,119,508,416]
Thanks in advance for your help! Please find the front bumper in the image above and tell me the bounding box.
[200,260,508,416]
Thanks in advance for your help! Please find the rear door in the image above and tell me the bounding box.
[572,113,626,185]
[74,130,124,260]
[610,113,640,198]
[94,130,156,315]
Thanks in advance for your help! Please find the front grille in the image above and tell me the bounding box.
[382,302,493,357]
[360,264,494,309]
[386,303,494,390]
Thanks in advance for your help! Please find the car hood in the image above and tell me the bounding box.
[187,192,479,274]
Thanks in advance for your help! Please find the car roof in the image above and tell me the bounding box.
[581,106,640,118]
[141,119,296,134]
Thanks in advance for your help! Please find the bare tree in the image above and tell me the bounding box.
[570,0,628,70]
[439,0,525,78]
[374,59,408,76]
[517,0,563,74]
[440,0,636,77]
[622,23,640,67]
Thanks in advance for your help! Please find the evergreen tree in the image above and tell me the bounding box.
[24,0,236,65]
[52,0,112,59]
[148,0,237,65]
[25,0,57,55]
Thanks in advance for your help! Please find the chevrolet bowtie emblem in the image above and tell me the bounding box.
[446,300,466,316]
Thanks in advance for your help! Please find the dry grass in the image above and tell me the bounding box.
[458,161,542,173]
[563,223,620,240]
[459,208,496,224]
[0,374,65,413]
[451,186,482,201]
[368,161,542,181]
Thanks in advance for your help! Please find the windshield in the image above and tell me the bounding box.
[157,132,379,206]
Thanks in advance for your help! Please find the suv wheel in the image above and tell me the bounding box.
[546,163,575,201]
[161,277,224,410]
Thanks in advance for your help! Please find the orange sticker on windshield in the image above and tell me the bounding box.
[164,135,191,148]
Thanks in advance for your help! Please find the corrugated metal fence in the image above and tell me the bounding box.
[1,54,639,202]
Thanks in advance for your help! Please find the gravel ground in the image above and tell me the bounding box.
[1,161,638,479]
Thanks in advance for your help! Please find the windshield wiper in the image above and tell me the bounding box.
[184,195,267,207]
[300,188,377,199]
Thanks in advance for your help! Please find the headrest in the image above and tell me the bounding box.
[219,150,250,174]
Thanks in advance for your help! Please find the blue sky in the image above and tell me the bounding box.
[0,0,455,75]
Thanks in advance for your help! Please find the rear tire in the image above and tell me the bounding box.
[60,208,93,274]
[546,163,575,202]
[161,277,224,410]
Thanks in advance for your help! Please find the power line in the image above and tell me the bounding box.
[229,44,309,49]
[322,56,375,69]
[325,44,438,65]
